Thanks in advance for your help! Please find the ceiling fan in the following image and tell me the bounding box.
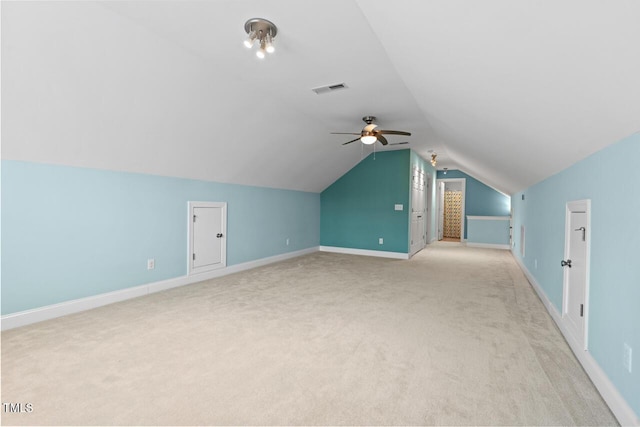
[332,116,411,146]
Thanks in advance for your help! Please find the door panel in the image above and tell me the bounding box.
[410,169,426,255]
[564,212,587,342]
[193,207,222,269]
[562,200,590,349]
[189,202,227,274]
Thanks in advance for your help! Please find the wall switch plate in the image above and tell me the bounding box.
[624,343,633,373]
[394,204,403,211]
[286,238,290,246]
[147,259,155,270]
[379,238,384,245]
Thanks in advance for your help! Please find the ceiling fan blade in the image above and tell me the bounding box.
[378,130,411,136]
[378,135,388,146]
[331,132,360,135]
[388,141,409,146]
[342,137,361,145]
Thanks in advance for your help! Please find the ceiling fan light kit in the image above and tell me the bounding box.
[332,116,411,146]
[361,135,377,145]
[244,18,277,59]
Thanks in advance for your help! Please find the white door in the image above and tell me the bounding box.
[410,169,426,255]
[561,199,590,349]
[426,174,433,243]
[189,202,227,274]
[437,182,445,240]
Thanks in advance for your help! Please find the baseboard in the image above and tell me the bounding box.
[319,246,409,260]
[466,242,510,250]
[0,283,153,331]
[1,247,320,331]
[511,251,639,427]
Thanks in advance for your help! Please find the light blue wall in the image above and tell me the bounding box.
[1,160,320,315]
[511,133,640,416]
[321,150,411,253]
[437,170,511,239]
[467,218,510,245]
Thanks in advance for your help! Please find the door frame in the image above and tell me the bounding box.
[410,167,427,256]
[562,199,591,350]
[426,173,433,243]
[436,178,466,241]
[188,201,227,275]
[437,181,444,240]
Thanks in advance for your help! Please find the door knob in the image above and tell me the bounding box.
[216,233,223,238]
[561,259,572,268]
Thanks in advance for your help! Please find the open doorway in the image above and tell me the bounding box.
[436,178,466,242]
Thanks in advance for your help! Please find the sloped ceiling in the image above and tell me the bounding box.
[2,1,639,194]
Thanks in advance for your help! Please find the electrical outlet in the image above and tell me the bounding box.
[379,238,384,245]
[147,259,155,270]
[286,238,290,246]
[624,343,633,373]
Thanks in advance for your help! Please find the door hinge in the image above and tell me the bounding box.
[192,253,196,261]
[580,304,584,317]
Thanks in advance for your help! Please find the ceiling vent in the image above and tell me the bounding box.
[312,83,348,95]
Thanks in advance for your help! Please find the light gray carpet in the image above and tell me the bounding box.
[1,243,618,426]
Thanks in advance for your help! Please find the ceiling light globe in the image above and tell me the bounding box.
[256,49,266,59]
[244,39,254,48]
[265,34,275,53]
[361,135,377,145]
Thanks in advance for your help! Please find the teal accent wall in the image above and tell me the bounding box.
[321,150,411,253]
[511,133,640,417]
[436,169,511,239]
[1,160,320,315]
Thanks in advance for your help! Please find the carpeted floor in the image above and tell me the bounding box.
[1,243,618,426]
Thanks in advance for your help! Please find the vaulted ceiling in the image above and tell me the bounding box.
[3,1,639,194]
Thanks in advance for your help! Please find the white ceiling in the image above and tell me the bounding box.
[2,1,639,194]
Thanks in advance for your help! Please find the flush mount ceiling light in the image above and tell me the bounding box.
[244,18,277,59]
[431,153,438,167]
